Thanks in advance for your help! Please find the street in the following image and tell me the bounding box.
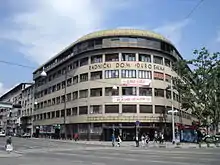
[0,137,219,165]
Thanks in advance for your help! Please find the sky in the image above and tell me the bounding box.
[0,0,219,96]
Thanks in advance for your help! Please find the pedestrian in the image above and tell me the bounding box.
[135,135,139,147]
[117,135,122,147]
[141,134,145,147]
[111,133,115,147]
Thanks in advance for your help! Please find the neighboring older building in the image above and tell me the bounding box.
[0,83,32,135]
[20,84,34,135]
[33,29,197,141]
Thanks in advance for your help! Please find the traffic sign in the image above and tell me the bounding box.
[135,120,140,126]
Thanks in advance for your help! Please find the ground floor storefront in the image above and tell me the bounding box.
[34,122,196,142]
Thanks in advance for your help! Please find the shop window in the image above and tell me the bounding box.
[122,105,137,113]
[153,56,163,65]
[105,53,119,62]
[138,70,152,79]
[139,88,152,96]
[139,54,151,62]
[154,88,164,97]
[90,88,102,97]
[154,71,164,80]
[121,53,136,61]
[79,106,88,115]
[121,70,136,78]
[122,87,137,96]
[91,55,102,63]
[140,105,153,113]
[80,73,88,82]
[79,89,88,98]
[105,105,119,113]
[91,71,102,80]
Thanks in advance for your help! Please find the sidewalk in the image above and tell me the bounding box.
[31,138,205,149]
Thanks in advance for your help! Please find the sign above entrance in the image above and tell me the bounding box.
[89,62,165,71]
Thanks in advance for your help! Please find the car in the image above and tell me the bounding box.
[22,133,31,138]
[0,131,6,137]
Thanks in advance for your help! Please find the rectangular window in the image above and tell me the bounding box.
[90,88,102,97]
[139,88,152,96]
[61,81,66,89]
[66,93,71,101]
[139,54,151,62]
[72,107,77,116]
[154,88,164,97]
[121,53,136,61]
[165,59,171,67]
[105,105,119,113]
[80,73,88,82]
[154,71,164,80]
[105,53,119,62]
[72,91,78,100]
[73,76,78,84]
[153,56,163,65]
[122,87,137,96]
[121,70,136,78]
[56,97,60,104]
[122,105,136,113]
[105,70,119,79]
[165,74,171,82]
[166,90,171,99]
[80,57,88,66]
[140,105,153,113]
[105,87,119,96]
[73,61,78,69]
[91,55,102,63]
[90,105,102,114]
[56,110,60,118]
[79,106,88,115]
[155,105,166,114]
[57,83,61,90]
[66,108,71,116]
[91,71,102,80]
[138,70,152,79]
[67,78,72,86]
[79,89,88,98]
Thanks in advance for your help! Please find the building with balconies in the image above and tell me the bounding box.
[33,29,197,141]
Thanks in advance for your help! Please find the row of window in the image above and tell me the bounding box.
[36,53,173,87]
[34,104,191,121]
[35,87,179,110]
[37,36,180,75]
[35,71,172,99]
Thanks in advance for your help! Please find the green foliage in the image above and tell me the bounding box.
[173,48,220,132]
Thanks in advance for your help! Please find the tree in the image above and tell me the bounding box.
[173,48,220,133]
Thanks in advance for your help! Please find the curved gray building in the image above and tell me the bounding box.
[33,29,196,141]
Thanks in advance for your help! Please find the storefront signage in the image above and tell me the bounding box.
[121,79,151,86]
[89,62,165,71]
[112,96,152,103]
[87,116,160,122]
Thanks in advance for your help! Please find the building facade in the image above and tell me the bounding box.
[20,84,34,135]
[33,29,196,141]
[0,83,32,135]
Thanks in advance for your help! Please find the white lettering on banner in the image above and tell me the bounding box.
[112,96,152,103]
[121,79,151,86]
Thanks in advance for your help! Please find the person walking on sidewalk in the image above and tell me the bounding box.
[117,135,122,147]
[111,133,115,147]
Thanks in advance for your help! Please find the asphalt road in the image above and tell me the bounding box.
[0,137,219,165]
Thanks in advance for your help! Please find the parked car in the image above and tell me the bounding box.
[22,133,31,138]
